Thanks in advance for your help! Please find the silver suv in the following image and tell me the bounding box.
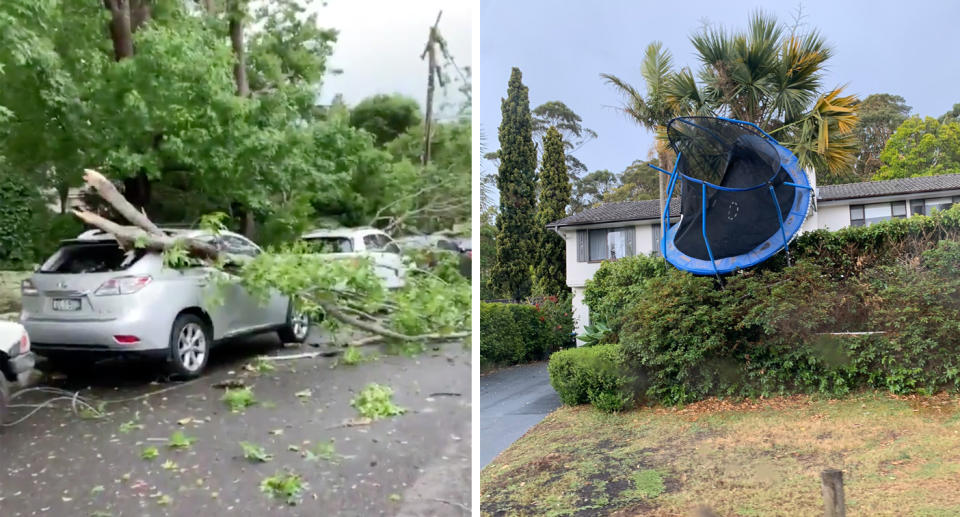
[20,228,309,377]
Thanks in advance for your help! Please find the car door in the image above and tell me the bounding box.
[219,234,289,330]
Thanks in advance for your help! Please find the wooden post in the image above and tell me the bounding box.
[421,11,442,166]
[821,469,845,517]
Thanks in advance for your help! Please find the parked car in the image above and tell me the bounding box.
[301,228,406,289]
[20,228,309,378]
[0,321,35,424]
[397,233,471,278]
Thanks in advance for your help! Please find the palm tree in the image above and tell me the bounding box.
[603,10,859,179]
[600,41,682,212]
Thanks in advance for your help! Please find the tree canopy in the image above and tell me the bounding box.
[603,10,859,179]
[0,0,469,269]
[847,93,912,182]
[350,94,423,146]
[874,116,960,180]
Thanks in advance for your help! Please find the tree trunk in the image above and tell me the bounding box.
[105,0,134,60]
[228,1,249,97]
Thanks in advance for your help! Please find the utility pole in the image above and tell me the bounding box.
[420,10,442,166]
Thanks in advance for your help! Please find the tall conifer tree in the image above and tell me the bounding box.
[490,67,537,300]
[533,126,570,296]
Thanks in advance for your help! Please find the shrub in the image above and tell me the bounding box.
[480,298,573,369]
[548,343,634,412]
[615,238,960,405]
[583,254,667,339]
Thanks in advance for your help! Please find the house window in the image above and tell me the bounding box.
[910,199,925,217]
[651,225,662,257]
[587,227,634,261]
[892,201,907,219]
[850,205,864,227]
[926,197,954,214]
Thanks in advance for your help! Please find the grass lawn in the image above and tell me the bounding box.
[481,392,960,516]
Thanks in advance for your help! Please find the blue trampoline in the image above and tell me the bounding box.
[649,116,813,276]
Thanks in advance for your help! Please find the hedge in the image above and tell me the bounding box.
[547,344,634,412]
[480,297,573,370]
[582,207,960,406]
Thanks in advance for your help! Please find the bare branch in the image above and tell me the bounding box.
[83,169,163,235]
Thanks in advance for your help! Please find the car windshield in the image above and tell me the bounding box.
[40,242,145,274]
[304,237,353,253]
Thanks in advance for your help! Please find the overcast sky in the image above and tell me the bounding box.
[312,0,471,119]
[479,0,960,179]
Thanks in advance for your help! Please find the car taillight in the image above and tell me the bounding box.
[21,279,38,296]
[95,275,152,296]
[19,331,29,354]
[113,335,140,345]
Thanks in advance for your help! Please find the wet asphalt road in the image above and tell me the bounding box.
[479,362,560,468]
[0,331,471,516]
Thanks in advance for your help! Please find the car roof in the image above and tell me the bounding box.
[71,228,248,243]
[301,227,385,239]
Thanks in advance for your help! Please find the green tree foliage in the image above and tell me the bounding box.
[939,103,960,125]
[384,118,471,233]
[491,68,538,300]
[874,116,960,180]
[603,10,859,179]
[0,0,423,250]
[350,94,422,145]
[571,169,619,212]
[846,94,912,182]
[603,159,659,203]
[531,101,596,177]
[533,127,571,296]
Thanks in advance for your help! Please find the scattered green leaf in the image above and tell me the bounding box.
[141,446,159,460]
[260,472,306,506]
[168,431,196,449]
[351,383,406,419]
[222,387,257,412]
[240,441,273,462]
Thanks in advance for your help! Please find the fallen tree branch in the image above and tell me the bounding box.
[348,332,470,347]
[83,169,163,235]
[74,169,469,345]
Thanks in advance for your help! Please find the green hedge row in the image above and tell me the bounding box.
[577,207,960,407]
[547,343,634,412]
[480,297,573,370]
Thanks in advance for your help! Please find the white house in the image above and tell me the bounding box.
[547,172,960,338]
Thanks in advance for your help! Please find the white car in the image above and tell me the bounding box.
[0,321,35,423]
[301,228,406,289]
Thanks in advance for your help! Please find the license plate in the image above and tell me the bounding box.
[52,298,81,311]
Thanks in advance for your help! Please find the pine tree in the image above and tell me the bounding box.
[533,126,571,296]
[490,68,537,300]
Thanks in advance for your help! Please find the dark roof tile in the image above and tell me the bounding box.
[818,173,960,201]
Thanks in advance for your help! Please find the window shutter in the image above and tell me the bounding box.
[624,227,636,256]
[576,230,587,262]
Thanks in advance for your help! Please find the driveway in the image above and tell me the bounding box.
[0,332,471,516]
[479,361,560,468]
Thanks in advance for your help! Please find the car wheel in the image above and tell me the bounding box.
[278,305,310,344]
[168,314,210,378]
